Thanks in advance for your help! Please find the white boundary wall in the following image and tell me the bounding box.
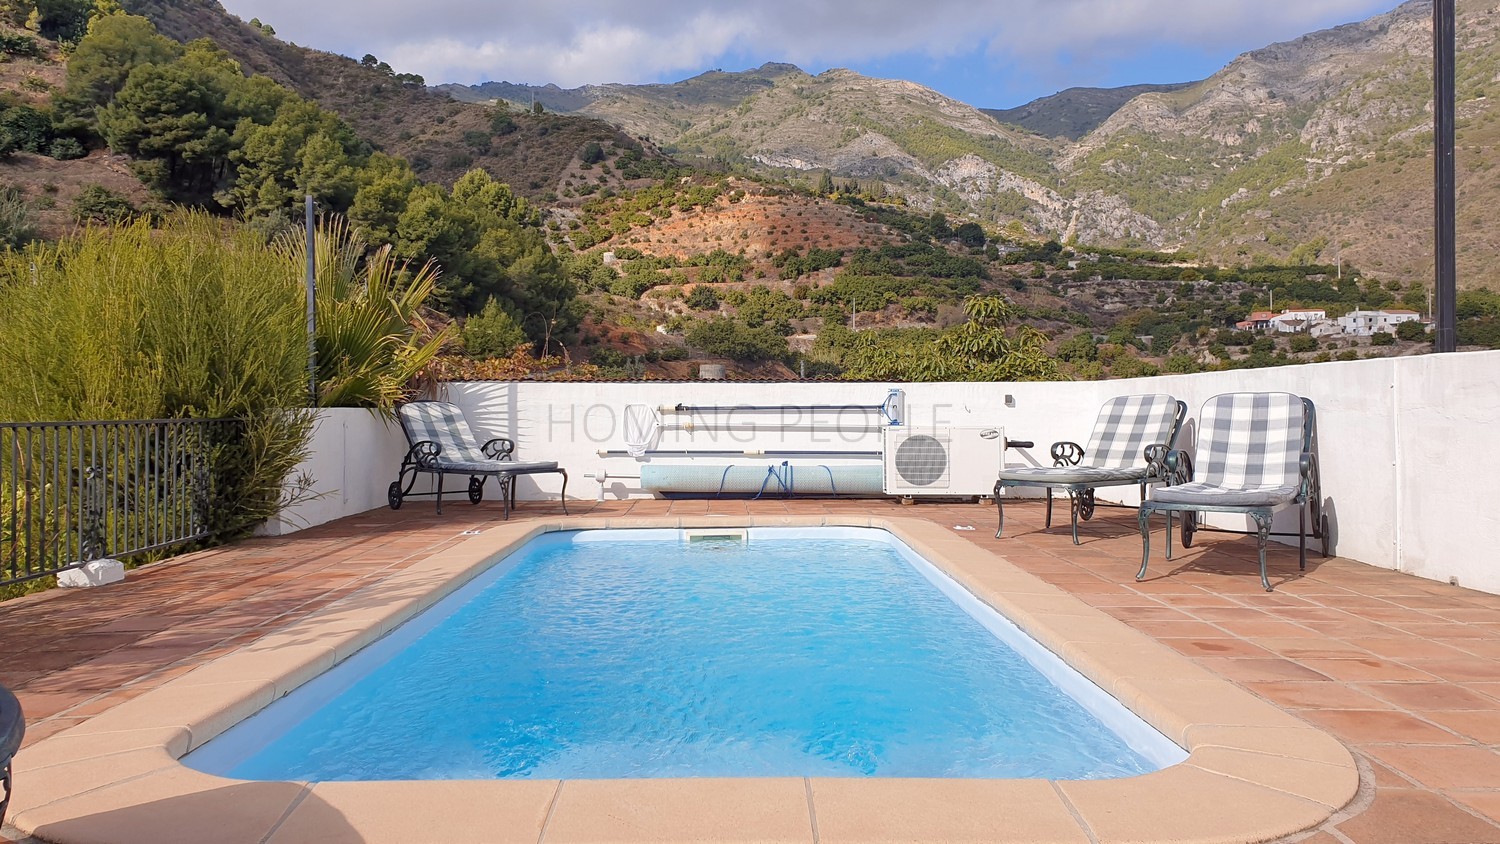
[267,352,1500,595]
[257,408,410,537]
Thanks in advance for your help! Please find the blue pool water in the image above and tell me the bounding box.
[188,528,1183,781]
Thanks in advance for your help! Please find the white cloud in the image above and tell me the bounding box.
[220,0,1397,88]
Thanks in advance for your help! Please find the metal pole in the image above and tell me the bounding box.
[305,195,318,403]
[1434,0,1458,352]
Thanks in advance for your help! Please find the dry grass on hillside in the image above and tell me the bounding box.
[0,151,154,240]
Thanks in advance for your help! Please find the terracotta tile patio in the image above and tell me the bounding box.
[5,497,1500,843]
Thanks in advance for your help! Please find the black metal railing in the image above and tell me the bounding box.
[1,420,218,586]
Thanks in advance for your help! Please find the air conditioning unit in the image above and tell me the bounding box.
[883,426,1005,497]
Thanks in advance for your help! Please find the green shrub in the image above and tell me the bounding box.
[0,32,42,58]
[684,285,719,311]
[685,317,787,362]
[0,185,36,248]
[0,105,53,154]
[1395,320,1429,342]
[0,213,316,541]
[1459,317,1500,348]
[47,136,83,159]
[1055,332,1097,363]
[1369,331,1396,347]
[1163,354,1202,374]
[462,130,491,152]
[1288,334,1318,353]
[72,184,135,225]
[462,296,527,358]
[590,348,626,368]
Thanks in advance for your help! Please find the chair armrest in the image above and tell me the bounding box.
[482,438,516,461]
[407,440,442,468]
[1144,444,1170,478]
[1050,441,1085,467]
[1164,449,1194,485]
[1300,451,1320,497]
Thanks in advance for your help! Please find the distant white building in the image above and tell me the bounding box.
[1337,309,1423,337]
[1236,309,1328,333]
[1268,309,1327,333]
[1235,311,1278,331]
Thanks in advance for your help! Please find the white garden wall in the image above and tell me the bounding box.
[265,351,1500,595]
[257,408,410,536]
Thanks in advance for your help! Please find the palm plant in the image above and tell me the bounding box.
[277,216,455,413]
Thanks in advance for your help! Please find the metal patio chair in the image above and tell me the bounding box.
[1137,392,1328,592]
[0,683,21,829]
[389,400,568,518]
[995,394,1187,544]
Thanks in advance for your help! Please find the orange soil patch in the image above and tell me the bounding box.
[605,189,897,262]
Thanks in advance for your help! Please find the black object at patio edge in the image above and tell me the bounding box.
[0,683,22,827]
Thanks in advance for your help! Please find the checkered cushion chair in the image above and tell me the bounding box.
[995,394,1186,544]
[390,401,567,518]
[1138,392,1327,591]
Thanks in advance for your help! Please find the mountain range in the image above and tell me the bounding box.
[125,0,1498,288]
[436,0,1498,287]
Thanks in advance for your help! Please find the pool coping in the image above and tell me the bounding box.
[9,515,1359,844]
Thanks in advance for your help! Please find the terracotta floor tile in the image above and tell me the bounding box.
[1098,605,1190,622]
[1255,637,1377,660]
[1364,746,1500,789]
[1357,637,1475,661]
[1446,639,1500,660]
[1161,637,1276,658]
[1402,622,1499,639]
[1206,618,1319,638]
[1334,789,1500,843]
[1358,682,1500,711]
[1297,657,1441,683]
[10,691,90,720]
[1193,656,1333,682]
[1422,711,1500,745]
[1298,618,1409,639]
[1126,619,1230,638]
[1188,606,1285,623]
[1448,791,1500,825]
[1245,680,1394,711]
[1366,757,1422,789]
[1404,658,1500,684]
[1300,709,1466,745]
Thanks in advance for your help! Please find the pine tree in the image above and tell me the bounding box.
[816,169,833,196]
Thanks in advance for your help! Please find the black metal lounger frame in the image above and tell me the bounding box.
[1137,397,1328,592]
[995,400,1187,544]
[388,435,569,518]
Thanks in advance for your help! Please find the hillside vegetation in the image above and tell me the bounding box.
[981,82,1197,141]
[121,0,651,198]
[2,0,1496,391]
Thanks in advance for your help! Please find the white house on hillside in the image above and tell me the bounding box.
[1337,309,1423,336]
[1269,309,1327,333]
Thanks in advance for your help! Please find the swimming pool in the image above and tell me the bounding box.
[187,527,1185,782]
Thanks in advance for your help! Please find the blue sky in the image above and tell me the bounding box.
[221,1,1401,108]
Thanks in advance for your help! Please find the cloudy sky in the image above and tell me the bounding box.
[219,0,1400,107]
